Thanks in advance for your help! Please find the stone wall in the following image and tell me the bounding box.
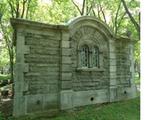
[24,32,60,113]
[116,40,131,86]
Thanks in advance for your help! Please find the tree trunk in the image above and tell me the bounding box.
[81,0,86,15]
[121,0,140,34]
[71,0,82,15]
[114,1,121,35]
[10,45,14,83]
[1,68,4,74]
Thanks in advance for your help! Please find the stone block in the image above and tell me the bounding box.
[61,73,72,81]
[13,95,26,116]
[62,56,72,64]
[61,64,72,72]
[72,89,109,107]
[24,63,29,72]
[23,46,30,54]
[110,78,117,85]
[17,34,25,52]
[62,48,72,56]
[109,45,115,52]
[62,41,70,48]
[25,54,60,63]
[25,36,60,47]
[61,81,72,90]
[62,32,69,41]
[109,86,118,102]
[110,53,116,59]
[25,29,61,40]
[43,93,58,110]
[60,90,73,109]
[110,66,116,72]
[26,94,43,113]
[116,85,137,101]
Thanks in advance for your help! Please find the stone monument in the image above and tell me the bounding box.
[11,16,137,117]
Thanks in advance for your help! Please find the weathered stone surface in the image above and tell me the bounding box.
[61,64,72,72]
[61,73,72,81]
[62,41,70,48]
[62,56,72,64]
[62,48,72,56]
[72,89,109,107]
[61,81,72,89]
[60,90,73,109]
[11,16,137,117]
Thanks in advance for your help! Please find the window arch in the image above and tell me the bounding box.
[79,45,89,67]
[92,46,99,67]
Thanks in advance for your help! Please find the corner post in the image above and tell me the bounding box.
[13,28,29,116]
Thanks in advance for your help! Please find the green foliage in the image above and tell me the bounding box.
[53,97,140,120]
[31,0,77,24]
[0,1,140,119]
[0,74,10,80]
[0,44,9,68]
[135,73,140,85]
[0,0,140,80]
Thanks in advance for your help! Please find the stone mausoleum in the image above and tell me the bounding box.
[11,16,137,117]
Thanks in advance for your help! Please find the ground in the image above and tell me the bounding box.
[1,97,140,120]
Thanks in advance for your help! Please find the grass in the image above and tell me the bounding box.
[4,97,140,120]
[53,97,140,120]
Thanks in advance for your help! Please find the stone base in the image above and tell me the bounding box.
[110,84,137,102]
[118,85,137,101]
[60,89,109,110]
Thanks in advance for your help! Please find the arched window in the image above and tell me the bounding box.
[79,45,100,68]
[92,46,99,67]
[80,45,89,67]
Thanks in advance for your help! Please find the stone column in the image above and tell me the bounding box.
[60,30,73,110]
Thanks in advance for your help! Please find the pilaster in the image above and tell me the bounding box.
[13,29,30,116]
[60,30,73,109]
[109,39,117,102]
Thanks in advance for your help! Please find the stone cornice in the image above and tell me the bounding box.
[10,18,69,30]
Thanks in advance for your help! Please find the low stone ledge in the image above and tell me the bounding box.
[76,68,105,72]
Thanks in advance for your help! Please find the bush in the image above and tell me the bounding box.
[0,74,11,87]
[0,74,10,81]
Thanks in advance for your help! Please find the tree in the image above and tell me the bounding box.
[0,43,9,74]
[121,0,140,37]
[0,0,39,84]
[0,0,140,85]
